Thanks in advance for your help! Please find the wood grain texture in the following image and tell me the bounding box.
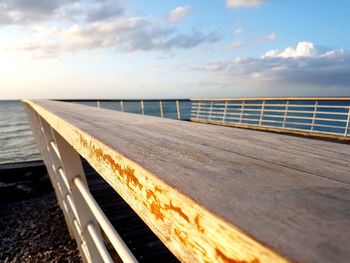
[23,100,350,263]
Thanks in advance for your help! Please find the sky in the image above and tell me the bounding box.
[0,0,350,99]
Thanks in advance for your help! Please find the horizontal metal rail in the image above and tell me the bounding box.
[190,98,350,140]
[74,176,138,263]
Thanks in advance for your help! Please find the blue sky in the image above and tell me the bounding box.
[0,0,350,99]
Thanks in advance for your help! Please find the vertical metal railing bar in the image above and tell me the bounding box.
[282,101,289,128]
[345,107,350,136]
[223,100,228,122]
[208,101,213,121]
[50,140,62,161]
[311,101,318,132]
[176,100,181,120]
[140,100,145,115]
[259,100,265,126]
[120,101,124,112]
[160,100,164,118]
[74,176,138,263]
[239,101,245,124]
[97,101,101,108]
[66,193,81,225]
[87,223,114,263]
[80,242,93,263]
[58,167,71,193]
[196,101,201,119]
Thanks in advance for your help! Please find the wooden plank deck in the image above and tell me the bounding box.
[24,100,350,263]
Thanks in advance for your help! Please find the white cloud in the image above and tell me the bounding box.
[227,0,265,8]
[234,28,243,35]
[166,6,191,23]
[264,41,317,58]
[196,41,350,88]
[225,41,246,50]
[11,17,219,57]
[3,2,218,57]
[258,32,277,41]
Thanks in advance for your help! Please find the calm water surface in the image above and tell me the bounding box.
[0,100,191,164]
[0,101,41,164]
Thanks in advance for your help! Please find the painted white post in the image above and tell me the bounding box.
[345,107,350,136]
[97,101,101,108]
[160,100,164,118]
[196,101,201,119]
[141,100,145,115]
[259,100,265,126]
[239,101,245,124]
[282,101,289,128]
[176,100,181,120]
[23,105,63,211]
[208,101,213,120]
[223,100,228,122]
[120,101,124,112]
[311,101,318,132]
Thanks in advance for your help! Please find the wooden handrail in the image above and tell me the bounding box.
[23,99,350,263]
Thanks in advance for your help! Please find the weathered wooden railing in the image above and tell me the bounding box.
[23,100,350,263]
[191,98,350,140]
[24,101,137,263]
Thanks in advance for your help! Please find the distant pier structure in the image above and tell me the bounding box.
[23,98,350,263]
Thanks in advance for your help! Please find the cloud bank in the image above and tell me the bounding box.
[197,42,350,87]
[1,1,218,57]
[227,0,265,8]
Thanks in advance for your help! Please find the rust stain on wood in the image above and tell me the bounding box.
[194,214,205,233]
[164,200,190,223]
[79,133,143,191]
[76,131,271,263]
[215,248,260,263]
[146,189,165,221]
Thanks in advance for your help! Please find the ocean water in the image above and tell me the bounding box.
[0,101,41,164]
[0,100,191,165]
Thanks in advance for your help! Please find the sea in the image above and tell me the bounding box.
[0,100,192,165]
[1,99,349,165]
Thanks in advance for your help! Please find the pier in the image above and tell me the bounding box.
[22,99,350,263]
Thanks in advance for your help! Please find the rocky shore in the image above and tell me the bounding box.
[0,161,81,262]
[0,192,81,262]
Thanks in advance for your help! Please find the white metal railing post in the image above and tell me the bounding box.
[52,129,102,263]
[282,101,289,128]
[223,100,228,122]
[208,101,213,120]
[141,100,145,115]
[196,101,201,119]
[120,100,124,112]
[311,101,318,132]
[38,118,94,263]
[176,100,181,120]
[97,101,101,108]
[259,100,265,126]
[23,105,65,214]
[160,100,164,118]
[239,101,245,123]
[345,107,350,136]
[37,117,75,239]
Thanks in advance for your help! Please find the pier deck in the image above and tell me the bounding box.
[24,100,350,263]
